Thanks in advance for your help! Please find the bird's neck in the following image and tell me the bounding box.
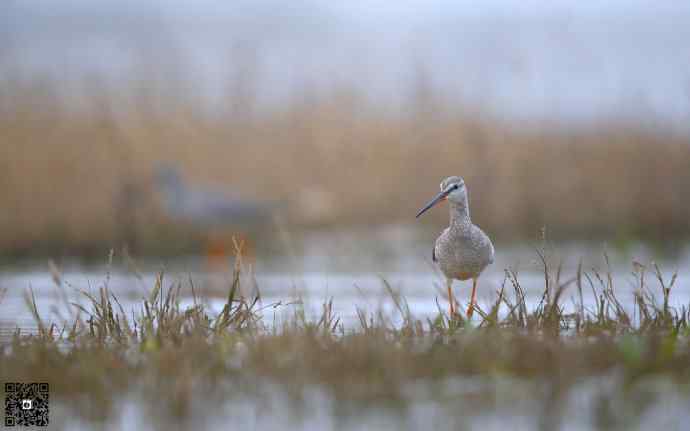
[449,202,471,231]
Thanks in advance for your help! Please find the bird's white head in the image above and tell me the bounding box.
[440,176,467,206]
[416,176,468,218]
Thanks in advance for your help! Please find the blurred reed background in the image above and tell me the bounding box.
[1,1,689,259]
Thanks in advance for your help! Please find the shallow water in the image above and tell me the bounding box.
[2,236,690,430]
[48,374,690,430]
[2,236,689,333]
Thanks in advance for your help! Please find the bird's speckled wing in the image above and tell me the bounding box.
[432,228,448,263]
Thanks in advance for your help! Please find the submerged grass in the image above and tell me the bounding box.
[1,245,690,429]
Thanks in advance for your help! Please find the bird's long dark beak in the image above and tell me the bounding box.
[416,189,450,218]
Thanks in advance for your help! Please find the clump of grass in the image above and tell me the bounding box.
[1,246,690,428]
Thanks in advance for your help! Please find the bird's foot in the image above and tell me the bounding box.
[466,305,474,319]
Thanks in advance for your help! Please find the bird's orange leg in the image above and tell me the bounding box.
[446,278,455,317]
[467,277,478,318]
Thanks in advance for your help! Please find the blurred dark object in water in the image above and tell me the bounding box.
[153,164,277,266]
[154,164,275,227]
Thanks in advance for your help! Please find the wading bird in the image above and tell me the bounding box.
[154,164,276,265]
[155,165,275,228]
[416,176,494,318]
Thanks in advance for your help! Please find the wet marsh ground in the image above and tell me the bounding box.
[4,5,690,429]
[2,242,690,430]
